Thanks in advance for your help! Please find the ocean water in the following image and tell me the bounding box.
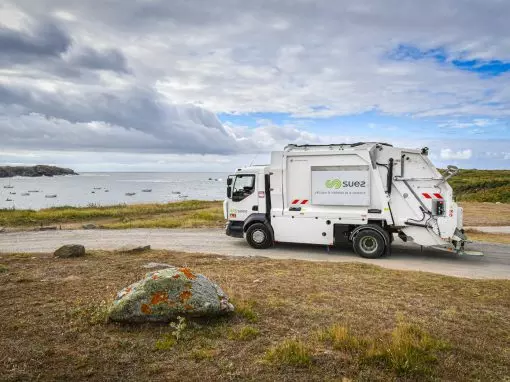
[0,172,228,210]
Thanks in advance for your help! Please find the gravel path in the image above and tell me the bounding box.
[0,228,509,279]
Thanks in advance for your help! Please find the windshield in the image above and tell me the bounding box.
[232,174,255,202]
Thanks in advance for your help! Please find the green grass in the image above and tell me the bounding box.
[264,339,312,367]
[0,200,223,228]
[364,319,448,377]
[317,324,361,351]
[442,169,510,203]
[229,326,260,341]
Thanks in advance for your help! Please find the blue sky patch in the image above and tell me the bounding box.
[389,44,510,77]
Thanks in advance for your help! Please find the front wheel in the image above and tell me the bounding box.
[352,229,385,258]
[246,223,272,249]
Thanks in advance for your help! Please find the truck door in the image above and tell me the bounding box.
[229,174,258,222]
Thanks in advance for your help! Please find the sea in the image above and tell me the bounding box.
[0,172,229,210]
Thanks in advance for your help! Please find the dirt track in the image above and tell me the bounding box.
[0,228,509,279]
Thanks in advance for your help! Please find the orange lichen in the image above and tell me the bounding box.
[151,291,169,305]
[172,274,180,279]
[141,304,151,314]
[151,274,159,280]
[179,267,196,280]
[179,290,192,302]
[184,304,194,311]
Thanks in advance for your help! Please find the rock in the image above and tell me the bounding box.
[118,245,151,253]
[0,227,5,233]
[142,262,171,269]
[0,165,78,178]
[54,244,86,258]
[108,267,234,323]
[39,226,58,231]
[82,223,97,230]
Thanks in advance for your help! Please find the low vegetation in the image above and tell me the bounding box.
[443,169,510,203]
[0,200,223,229]
[1,250,509,380]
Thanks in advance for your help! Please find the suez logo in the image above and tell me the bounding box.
[324,178,367,189]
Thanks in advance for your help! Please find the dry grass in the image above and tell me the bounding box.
[461,202,510,226]
[1,250,509,381]
[464,229,510,244]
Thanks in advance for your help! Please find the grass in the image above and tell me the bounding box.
[229,325,260,341]
[0,200,223,229]
[264,339,312,367]
[443,169,510,203]
[317,324,361,351]
[1,250,510,381]
[464,229,510,244]
[459,202,510,226]
[364,319,448,377]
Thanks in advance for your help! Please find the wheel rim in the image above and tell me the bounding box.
[360,236,378,254]
[252,229,266,244]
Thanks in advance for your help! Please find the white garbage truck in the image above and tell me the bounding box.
[224,142,471,258]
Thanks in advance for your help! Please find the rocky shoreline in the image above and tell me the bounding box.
[0,165,78,178]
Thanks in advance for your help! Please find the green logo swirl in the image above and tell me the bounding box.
[325,179,342,189]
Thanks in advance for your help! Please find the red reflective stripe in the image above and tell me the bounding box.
[301,200,308,204]
[434,193,443,199]
[291,199,299,204]
[422,193,432,199]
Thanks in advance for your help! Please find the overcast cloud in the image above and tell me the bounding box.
[0,0,509,170]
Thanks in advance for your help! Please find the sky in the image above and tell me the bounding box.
[0,0,509,172]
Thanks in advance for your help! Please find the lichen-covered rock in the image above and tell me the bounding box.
[108,267,234,323]
[54,244,85,258]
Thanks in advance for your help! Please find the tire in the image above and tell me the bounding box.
[352,229,385,258]
[246,223,272,249]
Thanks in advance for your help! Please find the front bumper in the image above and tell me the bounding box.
[226,220,244,238]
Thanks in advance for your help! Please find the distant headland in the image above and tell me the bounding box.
[0,165,78,178]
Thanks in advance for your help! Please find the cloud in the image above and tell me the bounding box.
[440,148,473,160]
[67,46,130,73]
[0,21,70,62]
[0,0,510,169]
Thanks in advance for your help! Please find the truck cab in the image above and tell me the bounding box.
[224,166,272,247]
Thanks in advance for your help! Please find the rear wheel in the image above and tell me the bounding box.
[353,229,385,258]
[246,223,272,249]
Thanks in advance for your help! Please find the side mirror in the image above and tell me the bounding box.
[227,186,232,198]
[227,178,233,186]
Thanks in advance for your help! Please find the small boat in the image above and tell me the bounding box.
[28,190,40,193]
[104,189,109,192]
[178,194,189,199]
[171,191,181,195]
[4,184,14,189]
[6,198,13,201]
[208,178,213,180]
[45,194,57,198]
[91,191,95,194]
[141,189,152,192]
[93,187,102,190]
[21,193,29,196]
[125,192,136,196]
[9,192,16,195]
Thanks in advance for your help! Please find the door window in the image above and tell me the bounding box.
[232,174,255,202]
